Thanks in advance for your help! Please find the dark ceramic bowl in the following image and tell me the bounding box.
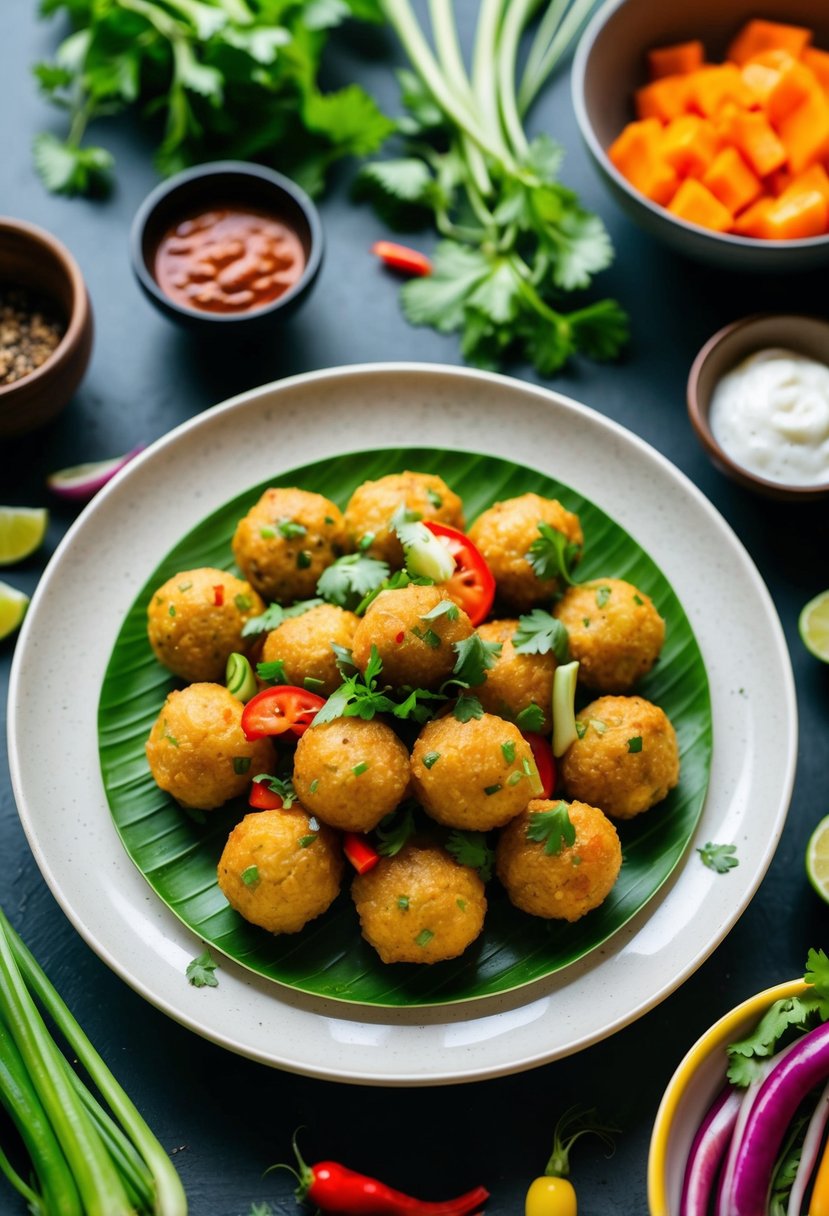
[687,313,829,501]
[0,218,93,439]
[130,161,323,333]
[572,0,829,272]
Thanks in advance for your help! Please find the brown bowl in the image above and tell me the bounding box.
[687,313,829,501]
[0,218,93,439]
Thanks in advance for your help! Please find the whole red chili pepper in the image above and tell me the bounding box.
[280,1135,489,1215]
[371,240,433,277]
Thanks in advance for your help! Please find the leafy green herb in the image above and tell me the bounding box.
[427,489,443,508]
[515,703,544,733]
[446,830,494,881]
[633,593,644,606]
[526,802,576,855]
[34,0,392,197]
[234,593,253,613]
[575,720,587,740]
[332,642,357,674]
[259,526,276,540]
[232,756,251,774]
[415,929,434,948]
[352,761,369,776]
[162,720,179,748]
[252,773,297,808]
[453,692,484,722]
[296,551,312,570]
[422,751,441,769]
[317,552,390,610]
[241,865,260,887]
[410,625,441,648]
[484,783,502,796]
[595,584,611,608]
[452,634,501,686]
[456,898,467,911]
[698,842,739,874]
[168,604,176,617]
[242,598,323,637]
[277,518,307,540]
[420,599,459,622]
[186,950,218,989]
[376,803,416,856]
[397,895,410,910]
[356,568,433,616]
[309,779,319,795]
[526,523,580,585]
[392,686,448,725]
[627,736,642,753]
[512,609,569,660]
[257,658,287,684]
[501,740,516,764]
[298,833,318,848]
[313,645,396,722]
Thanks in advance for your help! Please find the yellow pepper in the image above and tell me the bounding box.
[525,1175,578,1216]
[811,1133,829,1216]
[524,1107,619,1216]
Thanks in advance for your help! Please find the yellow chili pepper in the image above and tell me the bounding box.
[811,1132,829,1216]
[524,1107,619,1216]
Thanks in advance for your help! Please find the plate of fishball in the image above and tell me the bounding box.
[7,363,796,1084]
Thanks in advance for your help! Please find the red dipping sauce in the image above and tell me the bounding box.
[153,205,306,315]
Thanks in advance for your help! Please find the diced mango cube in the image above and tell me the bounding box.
[731,196,774,236]
[727,19,812,67]
[761,188,828,239]
[667,178,734,231]
[661,115,720,177]
[702,146,762,213]
[608,118,680,205]
[647,41,705,80]
[634,75,691,122]
[688,64,756,117]
[777,84,829,174]
[719,109,787,176]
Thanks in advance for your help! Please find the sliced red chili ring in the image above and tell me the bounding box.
[423,521,496,627]
[248,779,285,810]
[371,239,433,277]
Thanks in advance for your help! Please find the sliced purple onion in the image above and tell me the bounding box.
[46,446,144,502]
[680,1085,741,1216]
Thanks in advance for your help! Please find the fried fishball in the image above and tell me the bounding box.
[352,584,473,690]
[146,567,265,683]
[292,717,410,832]
[344,471,464,566]
[467,492,583,612]
[553,579,665,693]
[496,798,622,922]
[145,683,273,810]
[261,603,358,697]
[231,487,348,604]
[559,695,680,820]
[352,843,486,964]
[217,807,343,934]
[475,619,556,734]
[411,712,538,831]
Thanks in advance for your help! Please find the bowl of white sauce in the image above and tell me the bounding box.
[688,314,829,502]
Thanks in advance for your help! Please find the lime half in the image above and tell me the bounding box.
[800,590,829,663]
[0,582,29,641]
[0,507,48,566]
[807,816,829,903]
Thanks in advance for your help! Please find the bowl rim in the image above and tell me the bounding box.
[0,215,90,400]
[128,159,324,324]
[647,976,808,1216]
[687,311,829,498]
[570,0,829,251]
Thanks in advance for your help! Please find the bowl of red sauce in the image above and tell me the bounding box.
[130,161,323,331]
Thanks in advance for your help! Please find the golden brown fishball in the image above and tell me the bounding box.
[559,695,680,820]
[467,492,583,612]
[261,603,358,697]
[231,487,348,604]
[292,717,410,832]
[552,579,665,693]
[343,471,465,566]
[411,713,538,831]
[496,798,621,922]
[351,584,473,690]
[352,843,486,964]
[217,807,343,934]
[146,567,265,683]
[475,619,557,734]
[145,683,273,810]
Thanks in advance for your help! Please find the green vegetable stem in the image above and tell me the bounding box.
[358,0,629,374]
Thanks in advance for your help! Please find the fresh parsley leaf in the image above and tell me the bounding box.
[317,553,390,609]
[697,842,739,874]
[313,645,396,723]
[727,995,819,1087]
[33,132,113,196]
[805,948,829,1018]
[376,803,416,856]
[421,600,459,622]
[526,523,580,585]
[332,643,357,674]
[257,658,287,684]
[186,950,218,989]
[452,634,502,687]
[526,802,576,855]
[516,703,545,733]
[401,240,492,334]
[356,569,433,616]
[453,692,484,722]
[446,830,494,882]
[627,736,643,753]
[512,610,569,661]
[595,585,612,608]
[241,599,323,637]
[392,686,448,724]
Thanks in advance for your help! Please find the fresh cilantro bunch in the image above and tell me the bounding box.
[33,0,394,196]
[357,0,629,374]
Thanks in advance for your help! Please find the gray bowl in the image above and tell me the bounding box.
[571,0,829,271]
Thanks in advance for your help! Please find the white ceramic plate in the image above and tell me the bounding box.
[7,363,796,1086]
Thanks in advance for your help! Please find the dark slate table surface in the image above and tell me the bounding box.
[2,4,828,1214]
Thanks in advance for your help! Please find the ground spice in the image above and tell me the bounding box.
[0,287,65,386]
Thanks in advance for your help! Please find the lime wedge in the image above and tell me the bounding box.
[806,816,829,903]
[799,590,829,663]
[0,582,29,640]
[0,507,48,566]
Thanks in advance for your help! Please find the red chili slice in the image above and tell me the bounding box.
[423,521,496,626]
[212,584,225,606]
[241,685,326,741]
[343,832,381,875]
[248,779,285,810]
[371,240,433,277]
[524,731,556,799]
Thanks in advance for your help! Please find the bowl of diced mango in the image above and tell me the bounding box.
[572,0,829,270]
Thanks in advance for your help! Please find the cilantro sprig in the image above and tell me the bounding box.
[512,610,569,660]
[526,802,576,855]
[697,842,739,874]
[446,830,494,882]
[241,599,323,638]
[526,524,581,585]
[317,553,390,610]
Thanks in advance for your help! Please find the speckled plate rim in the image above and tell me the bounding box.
[7,362,797,1086]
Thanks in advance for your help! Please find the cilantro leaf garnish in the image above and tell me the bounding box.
[241,599,323,637]
[512,609,570,660]
[376,804,416,857]
[453,693,484,722]
[257,658,287,684]
[526,523,581,585]
[526,802,576,855]
[252,774,297,808]
[356,569,433,616]
[627,736,643,753]
[317,553,390,610]
[421,600,459,622]
[452,634,502,687]
[277,518,307,540]
[313,646,397,724]
[697,842,739,874]
[392,686,448,724]
[515,703,545,733]
[186,950,218,989]
[595,584,611,609]
[446,830,494,882]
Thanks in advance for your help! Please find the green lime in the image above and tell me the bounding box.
[0,581,29,641]
[800,590,829,662]
[0,507,48,566]
[806,816,829,903]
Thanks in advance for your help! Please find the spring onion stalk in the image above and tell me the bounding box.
[226,651,258,703]
[0,909,188,1216]
[552,660,579,757]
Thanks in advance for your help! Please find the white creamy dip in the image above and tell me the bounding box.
[709,348,829,486]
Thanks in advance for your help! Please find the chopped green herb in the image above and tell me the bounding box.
[317,552,390,610]
[331,643,357,674]
[234,594,253,613]
[352,761,369,776]
[427,489,443,508]
[590,718,607,735]
[515,703,545,732]
[296,551,312,570]
[698,842,739,874]
[582,617,591,628]
[452,634,501,686]
[501,740,516,764]
[278,518,307,540]
[186,950,218,989]
[526,523,581,585]
[422,751,441,769]
[415,929,434,948]
[251,774,297,808]
[309,779,319,794]
[595,584,611,609]
[392,686,449,725]
[242,599,323,637]
[303,676,325,691]
[162,720,179,748]
[298,834,318,848]
[453,692,484,722]
[420,599,459,622]
[446,830,494,881]
[575,720,587,740]
[456,898,467,911]
[512,609,570,661]
[397,895,410,910]
[257,658,287,684]
[356,568,433,616]
[633,593,644,606]
[324,516,335,526]
[168,604,176,617]
[260,526,276,539]
[411,625,441,648]
[177,581,192,592]
[376,803,416,857]
[627,736,643,753]
[484,783,502,796]
[507,771,523,786]
[313,645,397,724]
[357,532,375,552]
[232,756,251,775]
[241,865,260,887]
[526,802,576,855]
